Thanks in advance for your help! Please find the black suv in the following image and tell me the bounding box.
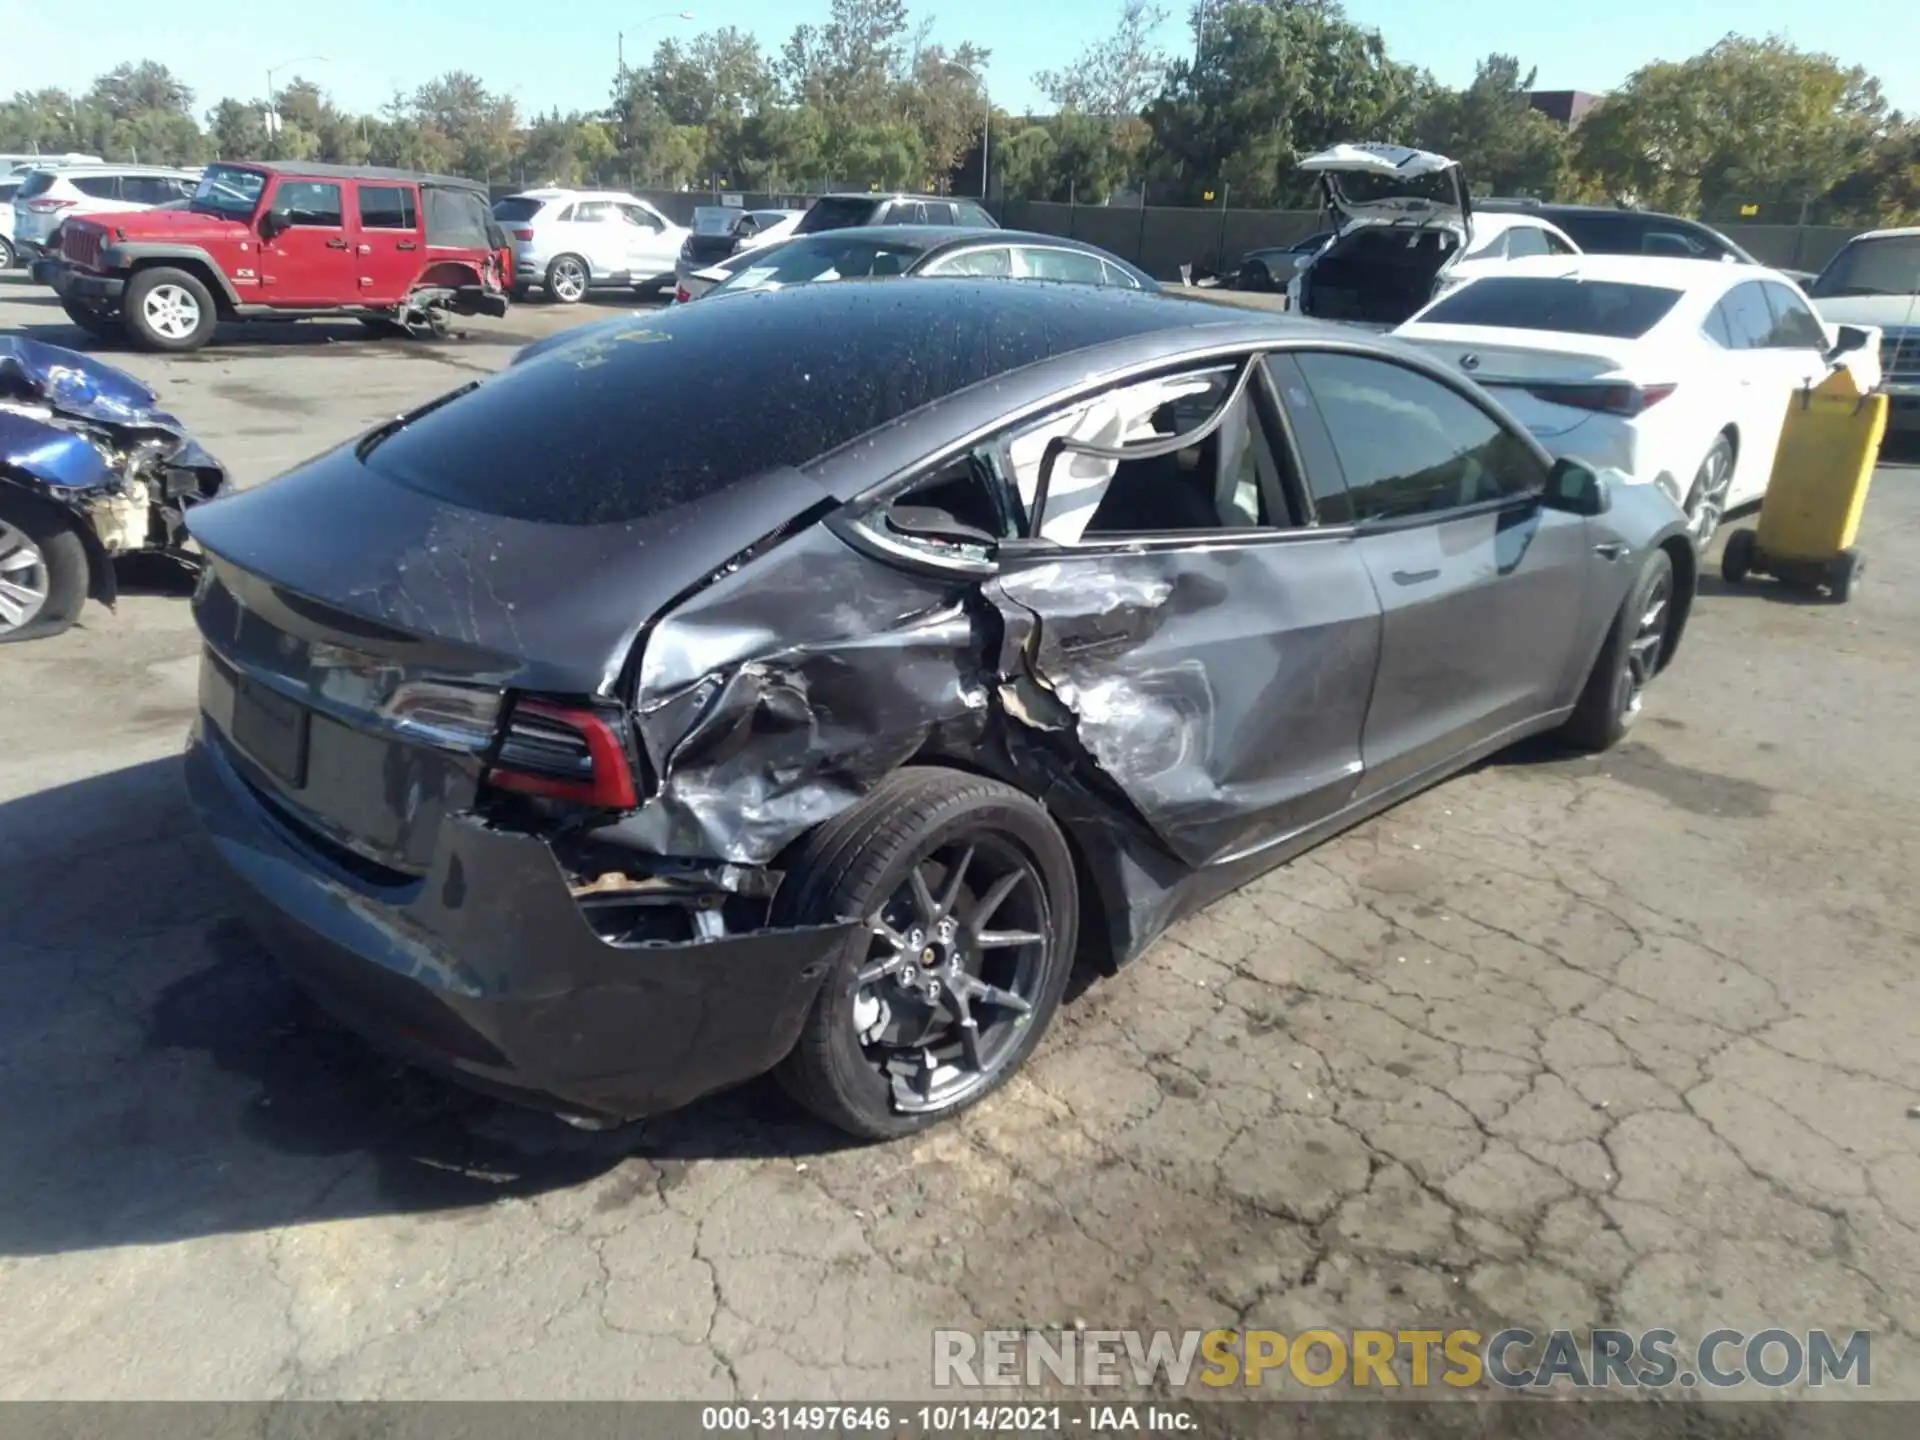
[1473,200,1806,275]
[795,192,999,235]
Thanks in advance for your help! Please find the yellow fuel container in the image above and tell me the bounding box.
[1721,366,1888,603]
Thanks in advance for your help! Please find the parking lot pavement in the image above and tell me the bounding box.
[2,272,1917,1405]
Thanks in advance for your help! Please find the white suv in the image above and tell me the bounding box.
[492,189,690,303]
[11,164,202,259]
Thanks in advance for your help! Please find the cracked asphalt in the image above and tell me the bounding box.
[1,271,1916,1406]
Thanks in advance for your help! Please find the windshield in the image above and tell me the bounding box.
[708,235,932,295]
[1328,169,1459,214]
[493,196,544,223]
[193,165,266,218]
[1810,235,1920,299]
[1417,277,1684,339]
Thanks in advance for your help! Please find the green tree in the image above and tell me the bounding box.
[1572,35,1892,219]
[412,71,520,180]
[1415,54,1568,198]
[1034,0,1168,117]
[88,62,194,122]
[1032,0,1167,196]
[904,43,992,189]
[996,121,1060,199]
[1143,0,1425,206]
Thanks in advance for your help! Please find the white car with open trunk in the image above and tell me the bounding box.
[1283,142,1583,327]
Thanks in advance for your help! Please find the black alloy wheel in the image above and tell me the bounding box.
[1561,548,1675,753]
[773,768,1078,1140]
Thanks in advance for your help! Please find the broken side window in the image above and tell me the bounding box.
[1000,363,1300,542]
[878,449,1014,559]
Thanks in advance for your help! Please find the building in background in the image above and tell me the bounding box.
[1529,90,1600,128]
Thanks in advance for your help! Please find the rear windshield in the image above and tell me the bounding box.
[360,283,1184,526]
[710,234,933,294]
[796,196,881,233]
[1809,235,1920,299]
[1419,277,1684,339]
[1552,213,1740,262]
[17,171,54,199]
[692,206,738,235]
[492,197,544,223]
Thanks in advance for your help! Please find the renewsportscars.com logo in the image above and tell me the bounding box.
[932,1328,1873,1390]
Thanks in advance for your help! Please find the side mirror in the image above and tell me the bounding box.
[259,206,290,239]
[888,504,998,548]
[1545,457,1611,517]
[1829,324,1870,358]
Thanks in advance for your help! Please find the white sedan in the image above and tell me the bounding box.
[1391,254,1878,546]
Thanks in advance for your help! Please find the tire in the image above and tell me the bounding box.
[771,766,1079,1140]
[1829,548,1863,603]
[1721,527,1755,585]
[508,282,530,304]
[60,298,120,339]
[1238,260,1273,293]
[1682,433,1736,549]
[1560,548,1675,753]
[0,495,90,643]
[123,266,217,352]
[544,254,590,304]
[0,234,15,270]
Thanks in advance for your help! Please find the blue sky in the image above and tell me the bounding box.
[3,0,1915,121]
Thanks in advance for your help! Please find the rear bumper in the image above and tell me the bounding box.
[184,720,854,1120]
[451,284,509,318]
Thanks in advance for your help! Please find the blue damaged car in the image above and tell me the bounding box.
[0,336,228,641]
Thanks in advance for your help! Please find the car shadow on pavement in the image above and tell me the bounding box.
[0,756,867,1258]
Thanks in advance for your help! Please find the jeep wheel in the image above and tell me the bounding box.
[60,298,121,340]
[545,255,590,304]
[124,267,218,352]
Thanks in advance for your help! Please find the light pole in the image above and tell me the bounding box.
[942,60,989,201]
[264,54,330,159]
[618,10,693,76]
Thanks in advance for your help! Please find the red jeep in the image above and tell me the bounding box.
[33,161,513,352]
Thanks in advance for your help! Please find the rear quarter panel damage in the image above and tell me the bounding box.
[615,518,1383,970]
[615,523,997,864]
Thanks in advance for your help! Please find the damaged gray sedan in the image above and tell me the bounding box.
[182,280,1695,1139]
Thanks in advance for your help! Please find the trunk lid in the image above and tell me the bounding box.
[187,434,835,875]
[1297,142,1471,231]
[187,435,835,700]
[1391,325,1645,437]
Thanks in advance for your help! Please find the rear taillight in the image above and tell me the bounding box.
[674,286,691,304]
[512,227,534,241]
[28,198,76,214]
[1519,381,1676,417]
[486,699,639,809]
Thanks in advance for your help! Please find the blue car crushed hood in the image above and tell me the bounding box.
[0,335,229,609]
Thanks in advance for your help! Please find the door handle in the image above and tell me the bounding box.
[357,243,372,255]
[1390,568,1440,585]
[325,237,348,250]
[397,240,417,251]
[1593,541,1629,560]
